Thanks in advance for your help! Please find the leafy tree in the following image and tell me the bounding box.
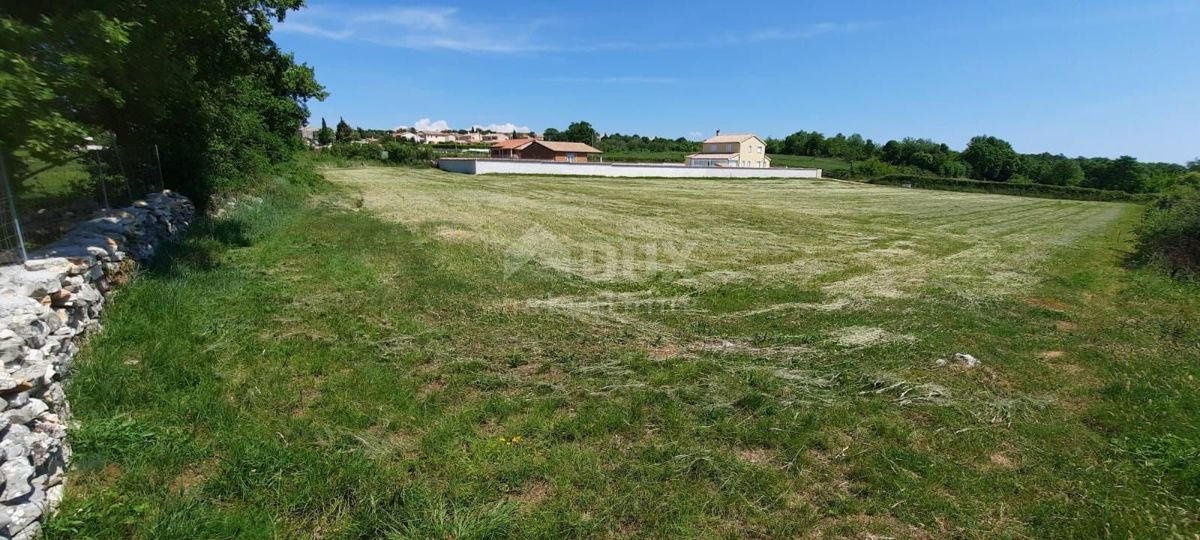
[0,9,130,181]
[317,117,333,145]
[1188,158,1199,172]
[335,117,352,142]
[563,121,597,144]
[1047,158,1085,186]
[962,135,1021,182]
[2,1,326,199]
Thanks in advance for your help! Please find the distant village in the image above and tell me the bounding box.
[299,124,537,146]
[300,123,774,169]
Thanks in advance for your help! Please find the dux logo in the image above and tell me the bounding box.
[503,225,567,278]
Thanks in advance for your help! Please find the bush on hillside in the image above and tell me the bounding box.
[867,174,1151,202]
[1132,185,1200,278]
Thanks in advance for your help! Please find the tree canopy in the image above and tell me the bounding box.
[1,1,326,198]
[962,136,1021,182]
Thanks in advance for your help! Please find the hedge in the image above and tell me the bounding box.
[1132,186,1200,278]
[865,174,1152,202]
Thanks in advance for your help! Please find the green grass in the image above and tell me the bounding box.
[48,168,1200,538]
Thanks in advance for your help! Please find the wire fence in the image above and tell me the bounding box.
[0,145,165,265]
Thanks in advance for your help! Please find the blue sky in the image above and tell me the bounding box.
[274,0,1200,163]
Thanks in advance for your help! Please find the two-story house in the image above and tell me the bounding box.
[686,133,771,168]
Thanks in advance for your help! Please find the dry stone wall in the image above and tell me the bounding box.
[0,191,194,539]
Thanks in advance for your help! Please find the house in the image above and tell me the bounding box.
[393,131,420,143]
[482,133,510,143]
[421,132,456,144]
[489,138,536,159]
[517,140,602,162]
[686,132,771,168]
[456,132,483,144]
[489,140,603,162]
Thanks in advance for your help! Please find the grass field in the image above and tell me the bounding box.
[49,167,1199,538]
[599,151,849,171]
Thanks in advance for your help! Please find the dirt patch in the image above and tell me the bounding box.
[737,448,776,466]
[170,458,220,493]
[1055,320,1078,332]
[649,342,681,360]
[989,452,1015,469]
[416,378,446,399]
[1039,350,1065,360]
[510,480,550,509]
[1026,298,1068,311]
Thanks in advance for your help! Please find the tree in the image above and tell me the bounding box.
[1188,158,1200,172]
[335,117,352,142]
[1047,159,1085,186]
[962,135,1020,182]
[564,121,597,144]
[2,1,326,199]
[542,128,562,141]
[317,117,333,145]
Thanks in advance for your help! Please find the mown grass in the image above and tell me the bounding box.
[47,168,1199,538]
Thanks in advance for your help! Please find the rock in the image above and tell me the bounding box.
[0,374,18,393]
[21,259,70,275]
[954,353,980,368]
[2,400,47,426]
[0,457,34,501]
[23,432,54,468]
[0,425,30,460]
[5,391,28,409]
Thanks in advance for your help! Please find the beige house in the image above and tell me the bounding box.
[686,133,770,168]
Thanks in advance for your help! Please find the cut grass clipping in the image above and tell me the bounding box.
[47,168,1200,538]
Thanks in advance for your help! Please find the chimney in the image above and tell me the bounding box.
[716,129,721,136]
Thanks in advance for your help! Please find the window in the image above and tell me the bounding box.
[567,152,576,163]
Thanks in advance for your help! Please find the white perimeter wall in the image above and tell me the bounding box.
[438,159,822,179]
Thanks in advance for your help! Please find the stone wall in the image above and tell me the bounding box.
[0,191,194,539]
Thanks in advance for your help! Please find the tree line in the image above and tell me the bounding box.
[765,131,1196,193]
[537,122,1195,193]
[2,1,325,202]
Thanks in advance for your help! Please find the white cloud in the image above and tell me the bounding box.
[276,5,543,53]
[276,4,882,54]
[541,76,679,84]
[472,123,531,133]
[410,118,451,132]
[739,21,882,43]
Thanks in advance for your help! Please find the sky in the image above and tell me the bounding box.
[273,0,1200,163]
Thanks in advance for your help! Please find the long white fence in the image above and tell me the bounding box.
[438,158,822,179]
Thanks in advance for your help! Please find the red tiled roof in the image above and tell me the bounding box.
[490,138,536,150]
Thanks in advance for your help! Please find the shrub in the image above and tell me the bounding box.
[866,174,1151,202]
[1132,185,1200,278]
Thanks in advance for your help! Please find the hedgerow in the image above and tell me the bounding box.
[865,174,1151,202]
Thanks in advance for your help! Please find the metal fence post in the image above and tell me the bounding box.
[113,146,133,202]
[153,144,166,191]
[0,155,29,263]
[90,150,111,209]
